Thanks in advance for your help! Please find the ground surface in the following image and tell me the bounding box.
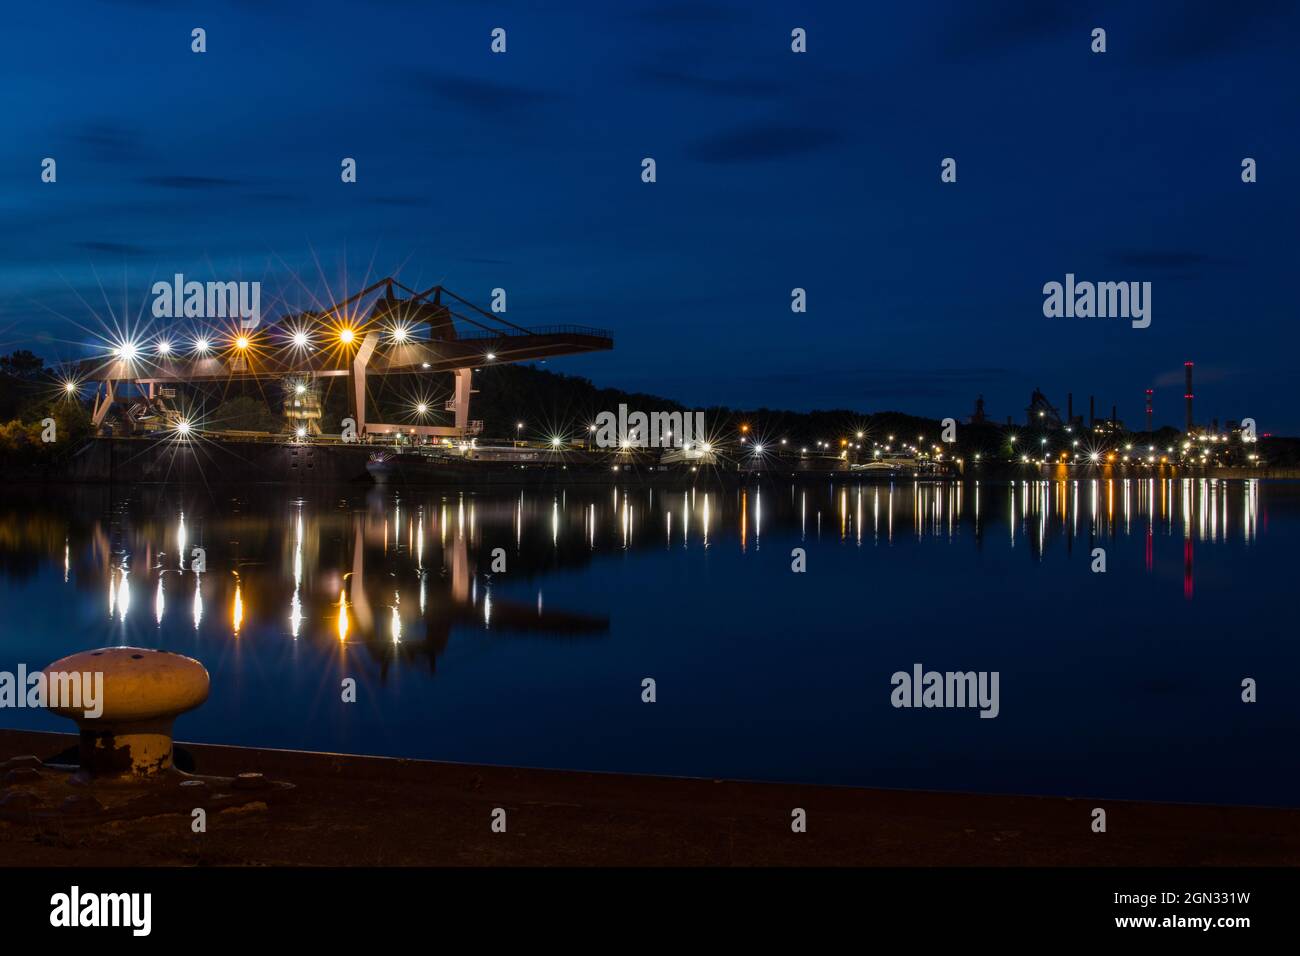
[2,730,1297,866]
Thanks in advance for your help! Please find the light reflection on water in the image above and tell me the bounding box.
[0,478,1293,806]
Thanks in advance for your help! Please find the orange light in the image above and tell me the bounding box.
[234,335,250,350]
[339,327,356,345]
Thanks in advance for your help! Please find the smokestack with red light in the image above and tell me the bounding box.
[1184,362,1194,433]
[1145,389,1153,434]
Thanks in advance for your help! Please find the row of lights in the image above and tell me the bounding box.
[109,324,500,362]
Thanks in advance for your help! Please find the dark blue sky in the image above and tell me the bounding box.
[2,1,1297,430]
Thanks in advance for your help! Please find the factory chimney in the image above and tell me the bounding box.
[1184,362,1194,433]
[1145,389,1153,435]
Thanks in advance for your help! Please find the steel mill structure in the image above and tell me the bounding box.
[74,279,613,440]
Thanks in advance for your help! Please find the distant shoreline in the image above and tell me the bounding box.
[1,436,1296,487]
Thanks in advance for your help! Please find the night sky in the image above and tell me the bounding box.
[2,1,1296,430]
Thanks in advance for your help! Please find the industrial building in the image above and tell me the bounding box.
[73,279,613,441]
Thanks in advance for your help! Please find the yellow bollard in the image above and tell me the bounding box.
[43,647,209,783]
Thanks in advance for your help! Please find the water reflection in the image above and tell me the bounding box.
[6,478,1269,660]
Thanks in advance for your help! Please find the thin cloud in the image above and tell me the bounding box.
[139,175,243,190]
[687,123,844,163]
[399,69,557,115]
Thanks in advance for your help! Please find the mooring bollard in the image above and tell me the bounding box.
[42,647,209,783]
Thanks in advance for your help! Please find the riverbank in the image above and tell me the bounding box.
[3,435,1296,487]
[2,730,1297,866]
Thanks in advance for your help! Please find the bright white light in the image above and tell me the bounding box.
[339,328,355,345]
[551,436,562,447]
[156,340,172,356]
[390,325,410,344]
[416,403,428,415]
[753,444,765,454]
[114,341,139,361]
[296,427,307,438]
[292,330,310,348]
[295,384,306,395]
[193,338,211,355]
[175,419,192,437]
[235,335,250,350]
[701,442,712,452]
[486,352,496,361]
[62,380,77,395]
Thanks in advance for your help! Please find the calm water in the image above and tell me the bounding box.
[1,478,1295,806]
